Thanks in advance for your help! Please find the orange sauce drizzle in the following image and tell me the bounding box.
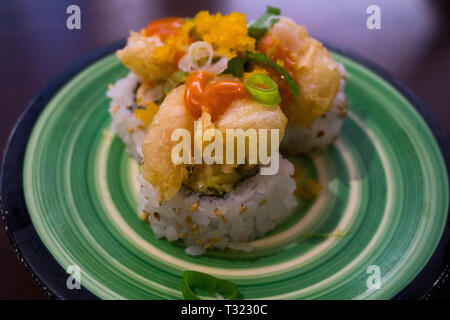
[185,71,249,121]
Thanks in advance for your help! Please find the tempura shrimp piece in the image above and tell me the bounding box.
[270,18,341,127]
[141,86,193,200]
[117,32,177,83]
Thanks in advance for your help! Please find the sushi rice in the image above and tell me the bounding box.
[281,63,347,155]
[107,72,146,161]
[137,156,297,255]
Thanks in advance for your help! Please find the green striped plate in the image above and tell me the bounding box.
[4,43,449,299]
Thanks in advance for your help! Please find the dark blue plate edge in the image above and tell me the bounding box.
[0,39,448,300]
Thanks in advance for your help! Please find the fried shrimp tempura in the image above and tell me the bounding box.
[271,18,341,127]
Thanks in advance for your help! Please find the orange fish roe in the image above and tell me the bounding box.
[150,19,194,68]
[134,102,159,125]
[192,11,255,59]
[243,66,269,80]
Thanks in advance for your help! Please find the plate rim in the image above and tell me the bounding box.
[1,39,448,300]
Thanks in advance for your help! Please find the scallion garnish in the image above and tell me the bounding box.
[163,70,187,95]
[181,270,238,300]
[247,52,300,98]
[244,73,281,106]
[248,6,281,40]
[224,57,248,78]
[225,52,300,98]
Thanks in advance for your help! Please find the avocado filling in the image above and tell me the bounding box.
[184,164,259,196]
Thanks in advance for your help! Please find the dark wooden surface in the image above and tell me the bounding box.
[0,0,449,300]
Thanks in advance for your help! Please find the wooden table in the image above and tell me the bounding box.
[1,0,449,299]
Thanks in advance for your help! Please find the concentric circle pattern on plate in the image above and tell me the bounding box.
[23,53,449,299]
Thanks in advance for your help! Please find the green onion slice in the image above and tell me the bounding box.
[163,70,187,95]
[244,73,281,106]
[247,52,300,98]
[224,53,300,99]
[224,56,247,78]
[182,270,238,300]
[248,6,281,40]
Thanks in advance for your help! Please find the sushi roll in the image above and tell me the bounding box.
[107,7,347,255]
[137,84,296,255]
[257,16,348,154]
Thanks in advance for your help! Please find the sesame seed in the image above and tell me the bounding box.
[179,232,188,239]
[138,210,149,221]
[189,223,199,234]
[339,111,347,118]
[208,237,220,243]
[190,201,200,212]
[214,209,227,223]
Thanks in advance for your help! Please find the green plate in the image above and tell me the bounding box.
[2,41,449,299]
